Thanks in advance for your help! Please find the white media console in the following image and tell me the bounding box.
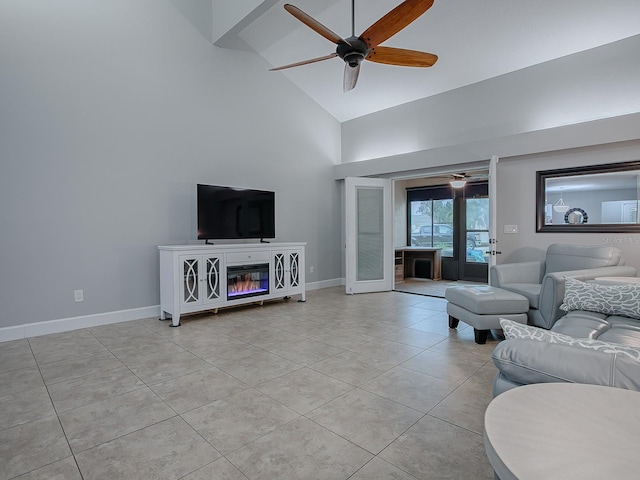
[158,243,306,326]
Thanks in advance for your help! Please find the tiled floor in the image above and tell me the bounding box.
[394,279,487,298]
[0,286,501,480]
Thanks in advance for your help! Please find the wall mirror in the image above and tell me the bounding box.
[536,160,640,233]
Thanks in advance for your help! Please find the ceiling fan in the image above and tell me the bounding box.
[269,0,438,92]
[418,171,489,188]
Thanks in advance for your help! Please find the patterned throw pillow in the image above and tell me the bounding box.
[499,318,640,362]
[560,277,640,319]
[499,318,576,344]
[569,338,640,361]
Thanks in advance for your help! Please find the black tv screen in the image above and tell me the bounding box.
[197,184,275,240]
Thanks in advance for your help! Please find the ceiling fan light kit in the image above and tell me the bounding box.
[450,179,467,188]
[270,0,438,92]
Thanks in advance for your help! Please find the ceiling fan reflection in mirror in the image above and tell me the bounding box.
[269,0,438,92]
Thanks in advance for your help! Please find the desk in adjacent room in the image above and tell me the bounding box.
[395,247,442,282]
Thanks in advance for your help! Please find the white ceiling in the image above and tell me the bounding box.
[233,0,640,122]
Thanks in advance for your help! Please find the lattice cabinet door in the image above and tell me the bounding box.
[203,255,222,305]
[273,252,287,293]
[180,255,201,306]
[272,249,304,295]
[180,254,224,308]
[288,251,300,289]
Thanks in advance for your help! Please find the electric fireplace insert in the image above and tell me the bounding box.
[227,263,269,300]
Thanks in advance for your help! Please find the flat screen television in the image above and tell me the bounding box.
[197,184,275,241]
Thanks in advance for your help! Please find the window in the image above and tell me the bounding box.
[408,187,454,257]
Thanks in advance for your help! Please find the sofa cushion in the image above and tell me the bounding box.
[552,311,610,339]
[560,277,640,320]
[500,318,640,362]
[599,316,640,348]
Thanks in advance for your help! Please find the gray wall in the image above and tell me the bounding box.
[336,34,640,272]
[0,0,342,328]
[341,35,640,165]
[496,141,640,266]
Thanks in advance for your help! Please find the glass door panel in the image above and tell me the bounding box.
[465,198,490,264]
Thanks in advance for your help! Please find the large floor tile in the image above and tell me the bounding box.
[182,457,248,480]
[58,387,176,453]
[47,365,145,413]
[310,350,397,386]
[0,385,56,430]
[310,330,377,350]
[0,367,44,398]
[38,351,124,386]
[150,366,249,413]
[359,366,458,413]
[119,349,212,385]
[307,388,423,454]
[189,337,265,365]
[400,349,485,384]
[428,362,497,434]
[383,327,448,349]
[257,367,354,414]
[227,326,303,351]
[28,331,107,365]
[0,416,71,480]
[349,456,419,479]
[0,339,36,374]
[11,456,82,480]
[379,415,493,480]
[348,338,424,364]
[182,388,299,455]
[266,338,345,366]
[75,416,218,480]
[214,350,302,386]
[227,417,372,480]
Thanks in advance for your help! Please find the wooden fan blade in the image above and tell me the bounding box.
[366,46,437,67]
[284,4,349,45]
[269,53,338,71]
[360,0,434,48]
[343,63,361,92]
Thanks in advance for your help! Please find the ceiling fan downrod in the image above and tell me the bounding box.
[351,0,355,37]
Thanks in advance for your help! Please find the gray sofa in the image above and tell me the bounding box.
[492,278,640,396]
[490,244,636,329]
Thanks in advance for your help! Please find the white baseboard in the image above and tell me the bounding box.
[305,278,344,290]
[0,306,161,343]
[0,280,346,343]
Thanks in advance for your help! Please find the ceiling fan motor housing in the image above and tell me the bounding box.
[337,36,369,67]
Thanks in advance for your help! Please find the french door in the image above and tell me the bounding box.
[345,177,393,294]
[457,194,489,282]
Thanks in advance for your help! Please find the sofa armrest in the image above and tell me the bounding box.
[492,339,640,391]
[490,261,543,287]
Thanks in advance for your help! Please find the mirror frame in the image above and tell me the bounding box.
[536,160,640,233]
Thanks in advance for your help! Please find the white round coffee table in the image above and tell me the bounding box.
[484,383,640,479]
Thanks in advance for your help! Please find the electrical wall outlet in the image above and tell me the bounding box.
[310,266,314,273]
[74,289,84,302]
[504,225,518,234]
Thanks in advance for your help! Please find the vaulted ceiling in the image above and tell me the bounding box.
[212,1,640,122]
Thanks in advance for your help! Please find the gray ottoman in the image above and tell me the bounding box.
[445,286,528,344]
